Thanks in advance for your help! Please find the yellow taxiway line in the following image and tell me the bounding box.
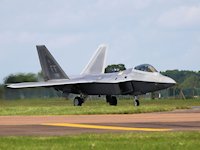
[42,123,171,132]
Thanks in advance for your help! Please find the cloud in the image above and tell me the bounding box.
[0,0,153,33]
[157,5,200,28]
[95,0,152,11]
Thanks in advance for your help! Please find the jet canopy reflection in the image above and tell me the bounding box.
[134,64,158,73]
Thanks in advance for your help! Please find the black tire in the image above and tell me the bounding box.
[74,97,83,106]
[109,96,117,106]
[134,99,140,106]
[106,95,112,103]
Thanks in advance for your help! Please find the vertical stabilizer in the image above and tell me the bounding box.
[36,45,69,81]
[81,44,107,75]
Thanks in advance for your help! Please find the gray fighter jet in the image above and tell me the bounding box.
[7,45,176,106]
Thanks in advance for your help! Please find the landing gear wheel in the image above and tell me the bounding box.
[74,97,84,106]
[110,96,117,106]
[134,99,140,106]
[106,95,117,106]
[106,95,111,103]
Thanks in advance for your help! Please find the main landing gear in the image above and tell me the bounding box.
[74,95,87,106]
[106,95,117,106]
[106,95,140,107]
[73,95,140,107]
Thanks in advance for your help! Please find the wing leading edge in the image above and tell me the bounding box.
[6,77,128,89]
[7,79,94,89]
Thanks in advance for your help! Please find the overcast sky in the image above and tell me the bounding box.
[0,0,200,82]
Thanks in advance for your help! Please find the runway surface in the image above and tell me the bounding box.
[0,107,200,136]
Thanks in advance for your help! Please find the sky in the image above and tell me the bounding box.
[0,0,200,83]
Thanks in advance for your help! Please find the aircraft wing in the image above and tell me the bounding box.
[7,76,131,89]
[7,79,95,89]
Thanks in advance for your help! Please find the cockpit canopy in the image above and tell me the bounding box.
[134,64,158,73]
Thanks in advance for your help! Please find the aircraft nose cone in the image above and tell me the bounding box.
[164,76,176,88]
[167,77,176,84]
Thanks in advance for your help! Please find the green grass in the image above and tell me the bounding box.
[0,100,200,149]
[0,98,199,116]
[0,132,200,150]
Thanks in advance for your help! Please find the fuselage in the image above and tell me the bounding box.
[7,45,176,103]
[60,68,176,96]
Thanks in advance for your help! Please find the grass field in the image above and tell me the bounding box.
[0,98,199,116]
[0,132,200,150]
[0,98,200,150]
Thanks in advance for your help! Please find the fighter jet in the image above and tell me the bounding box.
[7,45,176,106]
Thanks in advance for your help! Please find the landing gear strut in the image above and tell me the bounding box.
[134,96,140,106]
[106,95,117,106]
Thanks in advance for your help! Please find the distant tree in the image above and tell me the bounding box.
[105,64,126,73]
[3,72,61,99]
[37,71,44,81]
[180,75,200,89]
[161,70,200,86]
[4,73,38,84]
[161,70,200,98]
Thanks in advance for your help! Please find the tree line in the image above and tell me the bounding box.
[161,70,200,89]
[0,64,200,99]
